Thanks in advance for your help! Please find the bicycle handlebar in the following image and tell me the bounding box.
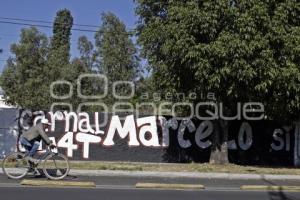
[45,145,57,153]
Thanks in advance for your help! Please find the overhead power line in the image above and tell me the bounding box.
[0,33,81,43]
[0,16,136,34]
[0,16,101,28]
[0,20,98,33]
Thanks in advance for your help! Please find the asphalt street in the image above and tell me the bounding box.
[0,174,300,200]
[1,186,300,200]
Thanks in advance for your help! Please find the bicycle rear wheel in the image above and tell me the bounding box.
[43,153,70,180]
[2,152,29,179]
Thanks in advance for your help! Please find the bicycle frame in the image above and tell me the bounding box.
[23,147,57,167]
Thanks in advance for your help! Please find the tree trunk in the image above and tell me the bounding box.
[209,119,229,164]
[294,121,300,167]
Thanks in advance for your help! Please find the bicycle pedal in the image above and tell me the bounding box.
[27,168,35,173]
[33,169,39,175]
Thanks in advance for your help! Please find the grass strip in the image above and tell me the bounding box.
[69,161,300,175]
[2,159,299,175]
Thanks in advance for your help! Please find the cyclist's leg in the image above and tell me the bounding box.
[20,137,37,167]
[19,137,32,156]
[20,138,40,174]
[18,137,36,172]
[26,141,40,173]
[28,141,40,157]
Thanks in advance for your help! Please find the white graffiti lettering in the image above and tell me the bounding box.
[103,115,139,146]
[57,132,78,157]
[271,129,285,151]
[137,116,160,147]
[177,120,196,148]
[195,120,213,149]
[76,132,101,158]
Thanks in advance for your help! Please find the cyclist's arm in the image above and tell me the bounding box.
[38,126,52,145]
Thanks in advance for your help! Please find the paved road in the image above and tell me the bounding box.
[0,174,300,200]
[2,173,300,189]
[1,186,300,200]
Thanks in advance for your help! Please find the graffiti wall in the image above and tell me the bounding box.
[1,108,300,166]
[0,108,19,158]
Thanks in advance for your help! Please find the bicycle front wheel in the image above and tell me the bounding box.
[43,153,70,180]
[2,152,28,179]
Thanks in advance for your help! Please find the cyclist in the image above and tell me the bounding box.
[20,118,55,163]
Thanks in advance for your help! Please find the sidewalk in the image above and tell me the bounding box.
[69,169,300,180]
[2,160,300,180]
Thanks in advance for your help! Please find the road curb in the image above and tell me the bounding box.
[20,179,96,188]
[136,183,205,190]
[241,185,300,192]
[69,169,300,180]
[2,168,300,180]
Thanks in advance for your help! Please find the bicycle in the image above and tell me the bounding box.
[2,146,70,180]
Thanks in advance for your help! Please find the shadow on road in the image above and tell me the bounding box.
[262,177,300,200]
[26,168,78,180]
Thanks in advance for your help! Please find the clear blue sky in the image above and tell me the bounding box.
[0,0,138,73]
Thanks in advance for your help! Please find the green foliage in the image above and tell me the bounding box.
[78,36,97,71]
[0,9,144,111]
[93,12,142,107]
[0,9,86,111]
[48,9,73,80]
[51,9,73,53]
[0,27,49,109]
[136,0,300,121]
[46,9,79,110]
[95,12,141,82]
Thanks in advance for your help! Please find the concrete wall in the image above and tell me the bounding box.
[0,109,299,166]
[0,108,19,158]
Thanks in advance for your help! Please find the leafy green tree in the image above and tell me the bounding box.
[0,9,81,111]
[95,12,141,82]
[76,36,107,112]
[136,0,300,164]
[78,36,97,71]
[0,27,49,109]
[94,12,141,107]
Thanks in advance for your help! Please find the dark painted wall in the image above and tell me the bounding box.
[0,109,297,166]
[0,108,19,158]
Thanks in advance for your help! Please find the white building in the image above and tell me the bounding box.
[0,87,15,108]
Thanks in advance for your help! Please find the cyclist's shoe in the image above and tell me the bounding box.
[28,161,37,168]
[27,167,35,173]
[24,156,38,164]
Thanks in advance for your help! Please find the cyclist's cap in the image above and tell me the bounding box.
[41,118,51,125]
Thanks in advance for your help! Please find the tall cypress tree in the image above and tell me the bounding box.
[46,9,74,109]
[48,9,73,80]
